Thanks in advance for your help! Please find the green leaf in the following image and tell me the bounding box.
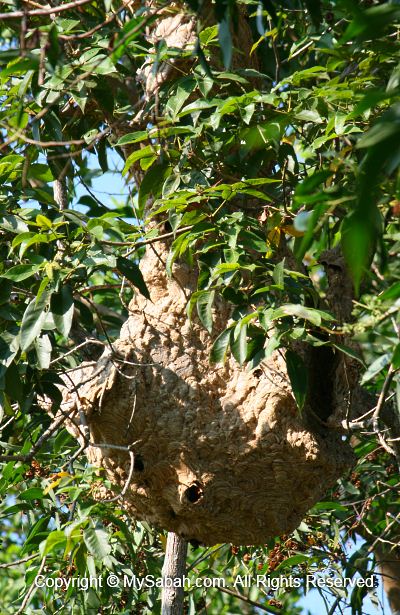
[141,154,156,170]
[231,323,248,366]
[83,527,111,559]
[392,344,400,371]
[379,282,400,302]
[27,164,54,182]
[361,354,391,385]
[97,138,108,173]
[0,332,19,368]
[342,4,400,43]
[295,109,322,123]
[40,530,67,556]
[92,56,116,75]
[116,131,149,146]
[1,263,41,281]
[19,233,52,258]
[295,170,331,198]
[341,210,379,294]
[138,162,172,219]
[35,335,52,369]
[166,79,196,118]
[20,292,51,352]
[122,145,158,175]
[194,38,213,79]
[276,554,310,571]
[239,229,267,253]
[333,343,365,366]
[47,24,60,68]
[196,290,215,333]
[20,487,45,501]
[294,203,328,261]
[210,327,231,364]
[218,16,232,70]
[311,501,348,513]
[0,214,29,234]
[199,25,218,46]
[23,516,51,552]
[303,0,322,27]
[4,361,23,401]
[51,286,74,337]
[356,103,400,151]
[286,349,308,411]
[116,257,150,299]
[0,58,39,79]
[56,18,81,32]
[272,304,333,326]
[212,262,240,279]
[272,259,285,289]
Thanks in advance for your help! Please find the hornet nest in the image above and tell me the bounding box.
[59,242,355,546]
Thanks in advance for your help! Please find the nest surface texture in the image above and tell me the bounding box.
[62,246,353,545]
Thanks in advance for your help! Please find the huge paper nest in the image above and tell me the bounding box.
[60,245,353,546]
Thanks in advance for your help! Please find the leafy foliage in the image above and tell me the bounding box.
[0,0,399,613]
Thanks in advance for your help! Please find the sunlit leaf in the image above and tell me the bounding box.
[20,292,51,352]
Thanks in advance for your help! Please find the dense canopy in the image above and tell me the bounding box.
[0,0,400,613]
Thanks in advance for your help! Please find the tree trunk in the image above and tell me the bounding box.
[374,544,400,615]
[161,532,188,615]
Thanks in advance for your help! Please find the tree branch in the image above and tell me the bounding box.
[15,556,46,615]
[218,586,280,614]
[98,225,193,250]
[161,533,188,615]
[0,409,72,463]
[0,0,93,19]
[0,554,39,569]
[53,178,68,211]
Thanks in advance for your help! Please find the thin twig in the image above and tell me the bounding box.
[62,442,87,469]
[187,544,225,572]
[0,554,39,569]
[0,408,74,463]
[59,13,117,40]
[218,586,279,614]
[15,556,46,615]
[372,365,395,424]
[368,512,400,553]
[32,10,160,124]
[269,18,281,84]
[0,125,109,149]
[50,338,105,365]
[76,295,115,352]
[102,450,135,503]
[0,0,93,19]
[328,597,341,615]
[79,284,122,293]
[372,365,397,457]
[90,442,140,453]
[112,355,155,368]
[62,362,97,374]
[100,225,193,249]
[110,360,136,380]
[125,388,137,436]
[0,413,18,433]
[340,394,396,431]
[66,364,108,391]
